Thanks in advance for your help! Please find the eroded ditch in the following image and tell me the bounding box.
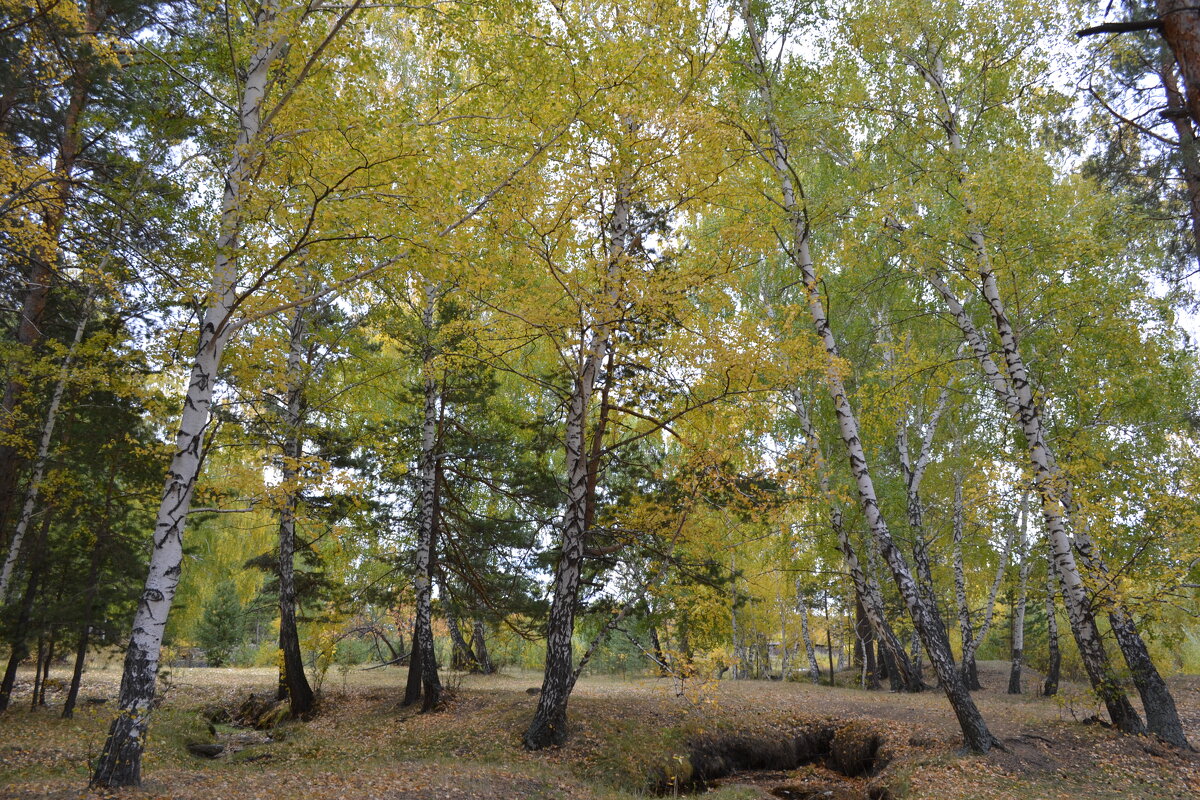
[648,720,894,799]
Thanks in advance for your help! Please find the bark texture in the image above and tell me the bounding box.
[523,173,629,750]
[792,392,920,692]
[277,306,315,717]
[90,7,288,785]
[412,286,443,712]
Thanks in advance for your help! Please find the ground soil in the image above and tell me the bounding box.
[0,660,1197,799]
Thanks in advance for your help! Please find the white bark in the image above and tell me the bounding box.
[525,165,630,749]
[91,6,288,785]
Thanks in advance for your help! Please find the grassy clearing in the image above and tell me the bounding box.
[0,661,1197,799]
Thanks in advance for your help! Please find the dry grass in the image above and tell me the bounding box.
[0,661,1197,799]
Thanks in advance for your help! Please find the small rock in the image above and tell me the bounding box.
[525,687,540,695]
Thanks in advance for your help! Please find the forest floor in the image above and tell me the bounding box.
[0,659,1198,800]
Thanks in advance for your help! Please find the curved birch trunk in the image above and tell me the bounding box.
[1067,514,1189,747]
[911,53,1146,736]
[743,6,994,751]
[277,306,315,717]
[90,7,288,784]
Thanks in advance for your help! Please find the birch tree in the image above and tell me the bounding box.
[871,0,1189,744]
[737,0,997,752]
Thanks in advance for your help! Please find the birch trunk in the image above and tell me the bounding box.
[894,371,951,631]
[743,7,994,750]
[471,621,494,674]
[0,291,92,602]
[913,54,1145,736]
[962,498,1017,689]
[1043,562,1061,697]
[798,600,821,683]
[90,8,287,784]
[277,306,315,717]
[523,176,629,750]
[952,473,977,689]
[412,286,443,712]
[1008,496,1034,695]
[792,391,920,691]
[1068,515,1189,747]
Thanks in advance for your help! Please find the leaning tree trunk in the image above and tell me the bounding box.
[277,306,315,717]
[743,6,996,752]
[90,8,288,786]
[1043,561,1061,697]
[911,53,1146,736]
[894,371,951,635]
[523,176,629,750]
[792,391,920,692]
[1068,516,1189,747]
